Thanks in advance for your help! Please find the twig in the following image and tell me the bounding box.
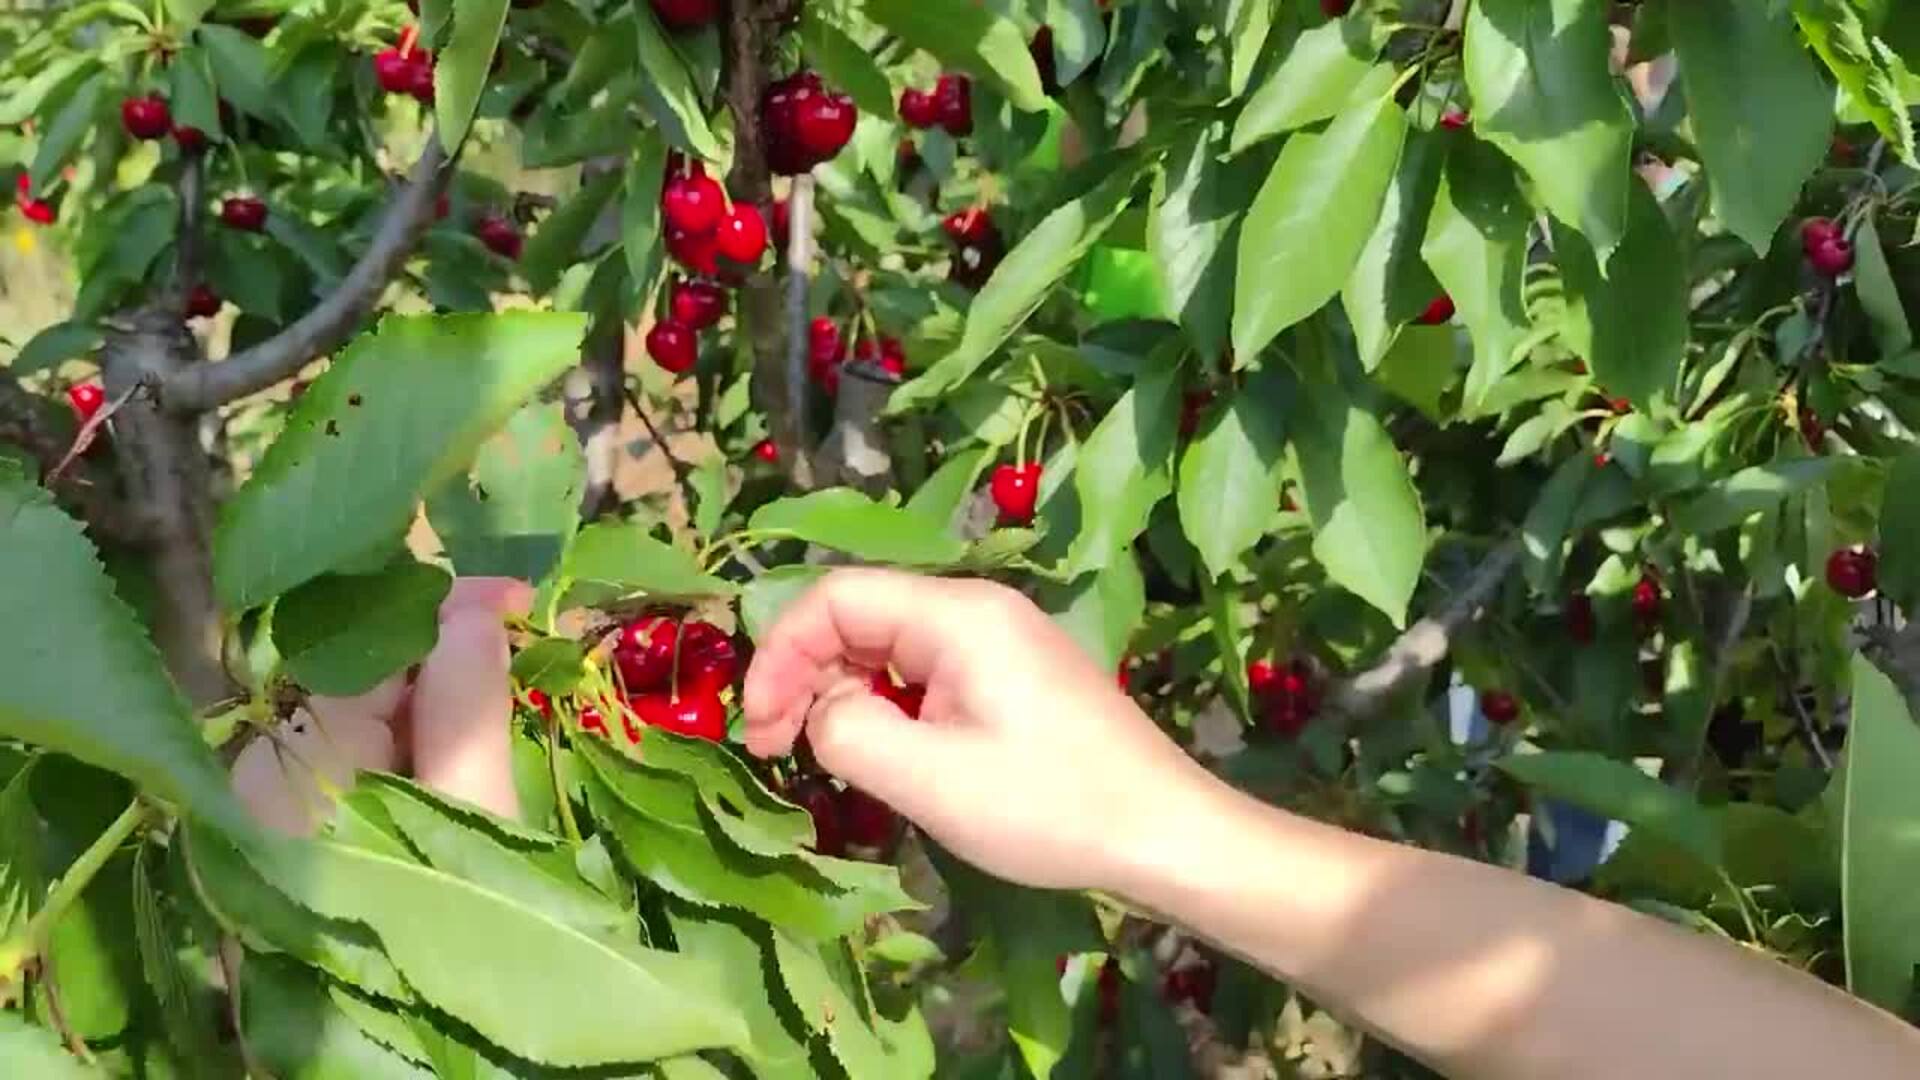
[622,385,703,519]
[32,954,93,1064]
[170,151,204,303]
[46,381,146,484]
[161,133,452,412]
[1772,643,1835,770]
[1325,539,1523,719]
[783,175,816,465]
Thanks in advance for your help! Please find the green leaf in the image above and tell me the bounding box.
[663,912,814,1080]
[1879,450,1920,622]
[1464,0,1634,256]
[431,0,508,150]
[890,158,1147,412]
[28,70,103,193]
[240,954,434,1080]
[8,322,102,378]
[632,5,724,162]
[163,0,215,26]
[166,46,222,139]
[1668,0,1832,255]
[205,230,288,323]
[559,522,737,608]
[1670,458,1848,535]
[1218,0,1275,100]
[1343,129,1445,371]
[1064,364,1181,577]
[132,843,213,1068]
[1044,0,1107,88]
[1419,140,1531,414]
[749,488,969,565]
[1794,0,1918,166]
[1041,554,1145,673]
[225,822,748,1066]
[215,312,588,610]
[906,446,991,528]
[1231,70,1406,360]
[0,471,248,834]
[1520,453,1595,593]
[1855,215,1912,357]
[522,170,622,295]
[1290,379,1426,627]
[0,55,92,128]
[1373,324,1459,420]
[1839,654,1920,1010]
[861,0,1048,111]
[1178,373,1286,578]
[0,1012,100,1078]
[275,562,452,697]
[197,25,275,123]
[1555,185,1688,410]
[622,132,670,298]
[0,761,41,939]
[426,402,584,585]
[1149,126,1266,358]
[1229,14,1384,153]
[801,7,895,119]
[765,931,927,1077]
[740,566,827,643]
[1497,751,1720,867]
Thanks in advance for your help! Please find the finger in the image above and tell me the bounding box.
[307,673,410,740]
[741,568,975,735]
[441,576,535,621]
[804,682,968,815]
[409,605,521,819]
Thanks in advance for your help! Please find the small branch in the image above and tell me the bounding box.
[170,152,205,304]
[622,385,702,518]
[1325,539,1523,719]
[570,328,625,520]
[1773,642,1836,770]
[161,134,451,413]
[782,175,816,472]
[818,362,895,493]
[46,380,146,485]
[33,954,93,1064]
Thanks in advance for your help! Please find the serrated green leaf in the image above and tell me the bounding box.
[132,842,213,1067]
[1464,0,1634,257]
[890,158,1147,412]
[1178,374,1286,578]
[426,402,584,585]
[559,522,736,608]
[1343,128,1445,371]
[1231,69,1406,360]
[1669,0,1832,255]
[1794,0,1918,166]
[220,821,749,1066]
[862,0,1047,111]
[241,954,435,1080]
[664,911,818,1080]
[1150,125,1267,358]
[1839,654,1920,1010]
[749,488,969,565]
[1497,751,1720,866]
[166,46,222,139]
[0,761,41,939]
[1040,553,1145,673]
[632,6,724,161]
[1230,14,1384,153]
[1556,185,1688,411]
[1419,139,1531,415]
[0,55,92,128]
[215,312,588,610]
[275,562,452,697]
[740,566,827,642]
[621,727,816,852]
[1291,377,1426,627]
[432,0,508,150]
[0,472,248,834]
[511,638,588,695]
[28,70,103,193]
[522,170,622,295]
[1063,364,1180,577]
[197,25,275,123]
[0,1011,100,1078]
[801,6,895,119]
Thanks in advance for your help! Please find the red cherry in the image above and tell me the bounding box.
[899,88,939,129]
[650,0,718,31]
[838,786,899,850]
[1178,389,1214,438]
[809,316,842,356]
[869,669,926,719]
[1479,689,1520,726]
[121,95,172,140]
[989,462,1043,525]
[374,48,415,94]
[1247,659,1279,696]
[714,203,768,265]
[1631,577,1663,626]
[942,207,996,246]
[1566,593,1596,644]
[665,225,720,276]
[791,777,847,856]
[752,438,778,463]
[473,213,523,259]
[1439,110,1470,131]
[669,279,728,330]
[614,616,679,692]
[675,620,738,699]
[405,54,436,102]
[1031,27,1060,94]
[1825,547,1878,598]
[19,198,55,225]
[524,688,552,716]
[791,92,856,163]
[172,124,208,153]
[1608,396,1631,414]
[877,336,907,377]
[1321,0,1352,15]
[1808,238,1853,277]
[771,197,790,249]
[67,383,106,421]
[1162,964,1216,1013]
[933,74,972,137]
[1415,294,1454,325]
[1117,660,1132,692]
[1800,217,1841,253]
[661,170,725,234]
[220,195,268,232]
[629,691,727,742]
[645,320,699,374]
[578,703,612,737]
[1800,406,1826,452]
[185,284,221,319]
[1097,959,1122,1026]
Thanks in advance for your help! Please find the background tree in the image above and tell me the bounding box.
[3,0,1920,1075]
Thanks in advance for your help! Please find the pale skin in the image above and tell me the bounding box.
[238,569,1920,1079]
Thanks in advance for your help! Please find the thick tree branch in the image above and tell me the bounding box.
[161,135,451,413]
[819,362,895,493]
[781,175,818,483]
[169,152,204,306]
[1325,539,1523,719]
[0,370,144,543]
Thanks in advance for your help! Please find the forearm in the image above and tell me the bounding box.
[1114,773,1920,1080]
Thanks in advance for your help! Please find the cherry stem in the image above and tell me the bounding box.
[545,710,583,843]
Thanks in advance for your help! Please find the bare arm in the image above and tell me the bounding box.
[742,569,1920,1080]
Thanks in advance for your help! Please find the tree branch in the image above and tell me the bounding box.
[0,370,145,543]
[818,361,895,493]
[169,151,204,306]
[160,134,451,413]
[1325,539,1523,719]
[781,175,818,482]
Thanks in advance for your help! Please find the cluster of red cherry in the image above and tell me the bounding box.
[897,74,972,138]
[782,671,920,857]
[761,70,858,176]
[940,206,1004,291]
[528,615,741,744]
[1800,216,1854,278]
[805,316,906,396]
[1247,657,1321,737]
[646,158,776,375]
[119,93,213,152]
[372,28,437,105]
[14,174,55,225]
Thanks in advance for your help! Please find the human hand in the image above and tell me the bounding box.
[231,576,532,834]
[741,569,1218,893]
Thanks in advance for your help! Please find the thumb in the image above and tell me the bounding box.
[805,682,963,817]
